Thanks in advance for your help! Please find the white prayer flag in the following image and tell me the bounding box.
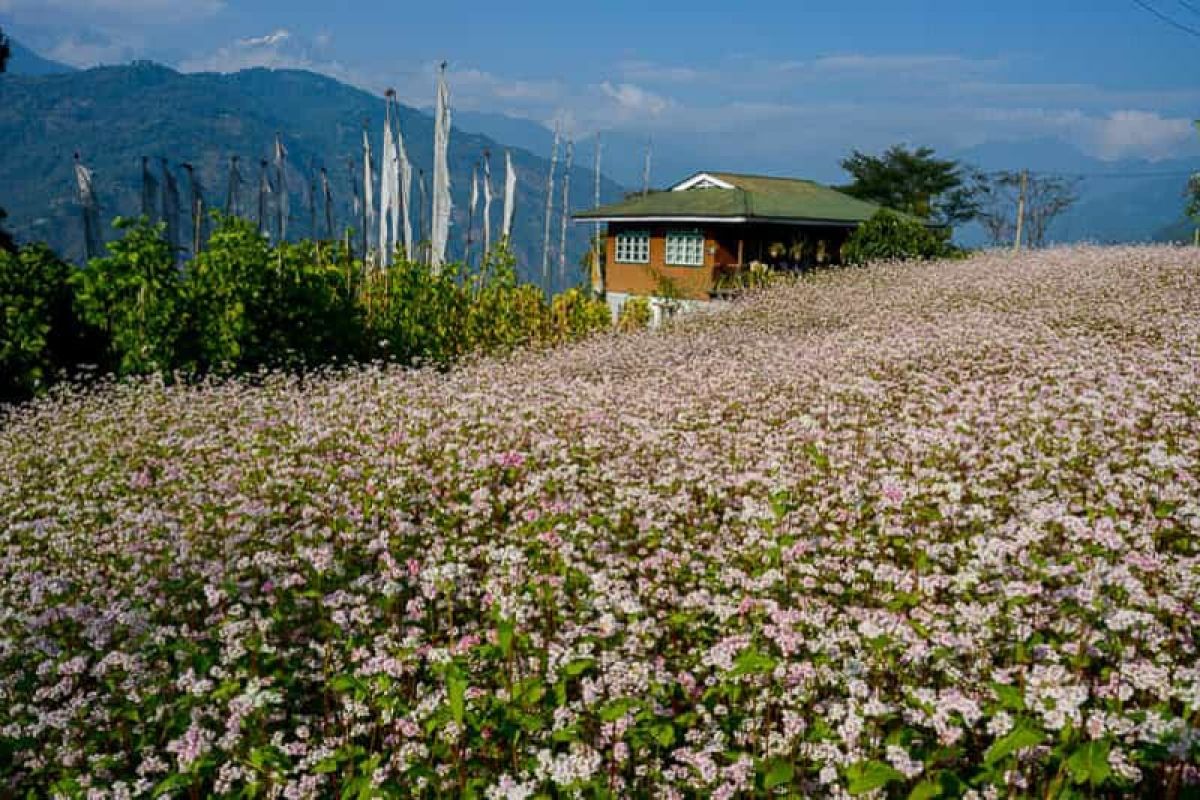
[379,95,398,266]
[362,128,376,262]
[430,64,452,270]
[396,117,413,260]
[482,153,493,255]
[502,150,516,240]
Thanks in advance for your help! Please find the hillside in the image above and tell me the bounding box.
[0,59,626,286]
[4,38,75,76]
[2,246,1198,795]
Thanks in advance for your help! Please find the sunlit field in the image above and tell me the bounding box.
[2,246,1198,798]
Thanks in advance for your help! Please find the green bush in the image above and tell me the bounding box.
[0,244,76,399]
[1,219,615,403]
[549,288,612,344]
[71,217,184,376]
[843,209,951,265]
[617,296,652,331]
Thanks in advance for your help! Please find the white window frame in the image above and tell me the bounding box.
[664,230,705,267]
[615,230,650,264]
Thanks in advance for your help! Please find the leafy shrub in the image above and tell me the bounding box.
[3,220,615,402]
[617,295,652,331]
[549,288,611,344]
[714,260,777,293]
[0,244,77,399]
[843,208,951,265]
[71,217,184,376]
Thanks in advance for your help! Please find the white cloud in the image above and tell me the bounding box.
[177,28,372,92]
[808,53,1003,75]
[42,29,136,66]
[598,82,671,118]
[1088,110,1197,161]
[616,59,705,84]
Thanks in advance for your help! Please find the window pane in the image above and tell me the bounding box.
[616,231,650,263]
[665,231,703,266]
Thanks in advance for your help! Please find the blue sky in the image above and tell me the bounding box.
[3,0,1199,180]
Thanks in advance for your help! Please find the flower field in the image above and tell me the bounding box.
[2,246,1199,798]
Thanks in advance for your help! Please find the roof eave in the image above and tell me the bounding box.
[572,214,868,227]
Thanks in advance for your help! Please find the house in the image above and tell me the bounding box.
[573,171,895,320]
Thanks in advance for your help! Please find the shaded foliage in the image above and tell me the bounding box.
[842,209,953,265]
[0,244,82,399]
[1,215,611,402]
[839,145,979,227]
[0,26,13,254]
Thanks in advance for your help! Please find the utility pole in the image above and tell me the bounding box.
[642,137,653,196]
[1013,169,1028,254]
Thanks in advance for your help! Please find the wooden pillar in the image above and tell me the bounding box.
[737,239,744,268]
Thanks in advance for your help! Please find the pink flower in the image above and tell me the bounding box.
[496,451,526,469]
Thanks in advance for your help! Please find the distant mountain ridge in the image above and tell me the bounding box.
[452,109,703,190]
[0,43,626,286]
[5,38,76,76]
[953,139,1200,245]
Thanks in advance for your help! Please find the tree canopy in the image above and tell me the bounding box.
[839,145,978,227]
[0,26,13,253]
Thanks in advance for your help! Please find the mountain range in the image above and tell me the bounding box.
[0,41,626,288]
[2,37,1197,269]
[451,116,1199,246]
[952,138,1199,245]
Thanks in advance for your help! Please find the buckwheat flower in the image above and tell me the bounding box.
[1108,747,1143,782]
[165,721,212,772]
[986,711,1014,738]
[485,774,536,800]
[886,745,924,779]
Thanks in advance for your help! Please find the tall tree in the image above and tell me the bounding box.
[975,171,1079,249]
[840,145,978,226]
[0,26,14,253]
[1189,121,1200,243]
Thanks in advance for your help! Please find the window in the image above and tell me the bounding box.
[665,230,704,266]
[615,230,650,263]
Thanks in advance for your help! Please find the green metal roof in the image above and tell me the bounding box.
[574,171,913,226]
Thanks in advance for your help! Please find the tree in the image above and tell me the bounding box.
[975,172,1079,249]
[1189,122,1200,242]
[842,209,951,265]
[839,145,979,227]
[0,26,13,254]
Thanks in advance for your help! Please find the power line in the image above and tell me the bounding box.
[982,168,1197,180]
[1041,169,1198,180]
[1177,0,1200,17]
[1130,0,1200,38]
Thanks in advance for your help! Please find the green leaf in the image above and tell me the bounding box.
[845,761,904,795]
[562,658,595,678]
[731,646,777,677]
[908,778,942,800]
[990,682,1025,711]
[599,698,637,722]
[497,618,515,659]
[651,722,675,748]
[763,759,795,789]
[447,673,467,726]
[984,721,1043,766]
[1066,741,1112,786]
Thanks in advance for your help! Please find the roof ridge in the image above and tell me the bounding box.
[714,171,820,184]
